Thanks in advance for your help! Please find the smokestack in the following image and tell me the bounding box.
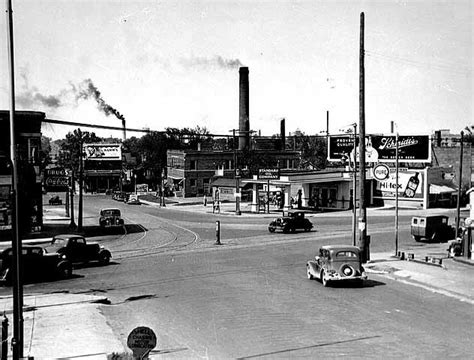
[280,118,286,150]
[238,67,249,150]
[122,119,126,140]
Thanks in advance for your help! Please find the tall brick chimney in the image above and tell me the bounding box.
[238,67,249,150]
[280,118,286,150]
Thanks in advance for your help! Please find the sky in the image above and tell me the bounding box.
[0,0,471,140]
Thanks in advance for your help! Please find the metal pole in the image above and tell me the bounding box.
[395,131,399,256]
[78,130,83,232]
[358,12,368,262]
[352,124,357,246]
[455,131,464,239]
[69,170,76,229]
[233,129,241,215]
[267,180,270,214]
[6,0,23,356]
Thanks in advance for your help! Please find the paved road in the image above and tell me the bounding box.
[2,195,470,359]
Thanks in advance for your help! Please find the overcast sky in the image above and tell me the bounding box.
[0,0,471,140]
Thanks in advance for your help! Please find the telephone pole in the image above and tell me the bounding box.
[358,12,369,262]
[6,0,24,357]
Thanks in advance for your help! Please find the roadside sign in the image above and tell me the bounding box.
[258,168,280,180]
[373,164,390,181]
[127,326,157,359]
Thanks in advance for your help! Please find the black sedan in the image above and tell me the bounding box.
[0,245,73,285]
[268,211,313,233]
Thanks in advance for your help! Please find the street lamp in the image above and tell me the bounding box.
[340,123,357,246]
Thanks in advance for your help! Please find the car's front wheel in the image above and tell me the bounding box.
[99,252,111,265]
[321,270,329,287]
[58,264,72,279]
[306,266,314,280]
[268,227,275,233]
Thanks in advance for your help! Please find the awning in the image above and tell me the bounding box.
[429,184,457,194]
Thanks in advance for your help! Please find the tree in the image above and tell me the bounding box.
[58,129,101,173]
[293,133,328,170]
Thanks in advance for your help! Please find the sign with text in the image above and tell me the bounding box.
[84,144,122,161]
[127,326,157,359]
[328,135,431,163]
[374,170,423,199]
[258,168,280,180]
[44,167,70,191]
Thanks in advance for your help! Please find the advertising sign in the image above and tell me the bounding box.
[258,168,280,180]
[44,167,70,191]
[328,135,431,163]
[372,164,390,181]
[374,170,423,199]
[84,144,122,161]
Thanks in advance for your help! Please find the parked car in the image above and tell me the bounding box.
[411,215,456,242]
[268,211,313,233]
[99,208,124,228]
[306,245,367,287]
[126,194,141,205]
[112,191,126,202]
[0,245,73,285]
[47,234,112,265]
[49,195,62,205]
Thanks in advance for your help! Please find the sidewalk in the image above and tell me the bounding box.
[0,197,472,358]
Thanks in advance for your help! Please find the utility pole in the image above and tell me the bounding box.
[6,0,24,357]
[358,12,369,262]
[455,131,464,239]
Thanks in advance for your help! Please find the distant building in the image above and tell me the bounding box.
[0,111,44,235]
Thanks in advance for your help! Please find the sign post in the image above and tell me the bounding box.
[127,326,157,359]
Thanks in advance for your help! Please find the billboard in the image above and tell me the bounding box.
[84,144,122,161]
[374,170,423,199]
[328,135,431,163]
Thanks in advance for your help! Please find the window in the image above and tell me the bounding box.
[190,160,197,170]
[336,251,358,258]
[190,179,197,187]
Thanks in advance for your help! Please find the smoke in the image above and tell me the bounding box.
[179,55,244,70]
[75,79,125,121]
[16,71,126,123]
[17,71,63,108]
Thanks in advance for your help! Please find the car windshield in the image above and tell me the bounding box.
[103,210,120,216]
[52,238,67,246]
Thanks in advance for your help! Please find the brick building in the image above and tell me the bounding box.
[0,111,44,235]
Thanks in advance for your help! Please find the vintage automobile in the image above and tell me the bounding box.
[306,245,367,287]
[47,234,112,265]
[268,211,313,233]
[99,208,125,228]
[0,245,73,285]
[126,194,141,205]
[48,195,63,205]
[411,215,456,242]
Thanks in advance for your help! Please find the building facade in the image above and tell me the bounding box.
[0,111,44,235]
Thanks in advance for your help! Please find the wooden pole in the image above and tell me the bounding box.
[358,12,369,262]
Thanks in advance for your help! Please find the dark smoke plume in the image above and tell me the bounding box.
[179,55,243,70]
[76,79,125,121]
[17,89,62,108]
